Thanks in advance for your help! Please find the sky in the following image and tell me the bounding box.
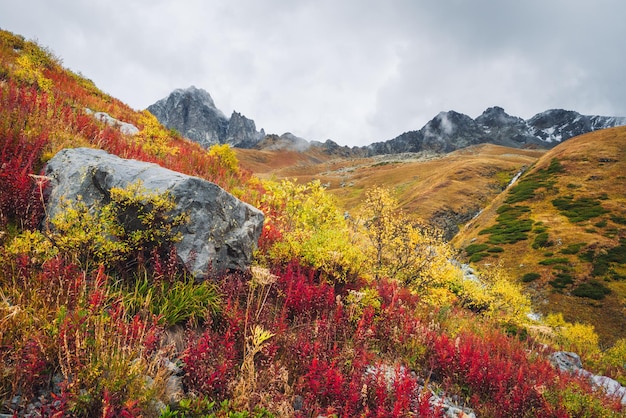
[1,0,625,147]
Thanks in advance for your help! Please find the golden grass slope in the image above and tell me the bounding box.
[453,126,626,345]
[238,144,544,233]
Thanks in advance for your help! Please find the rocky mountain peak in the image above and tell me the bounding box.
[175,86,221,113]
[526,109,626,143]
[366,106,626,156]
[146,87,263,148]
[476,106,525,128]
[421,110,487,152]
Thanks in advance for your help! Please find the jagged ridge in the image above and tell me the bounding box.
[146,86,265,148]
[366,106,626,155]
[147,87,626,155]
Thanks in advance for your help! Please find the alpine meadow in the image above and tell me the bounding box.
[1,29,626,417]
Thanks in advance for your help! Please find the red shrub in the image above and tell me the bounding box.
[12,338,49,399]
[182,325,239,400]
[276,261,336,320]
[0,129,47,229]
[430,331,559,417]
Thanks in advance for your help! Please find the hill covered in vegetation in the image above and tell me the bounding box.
[453,127,626,345]
[1,29,625,417]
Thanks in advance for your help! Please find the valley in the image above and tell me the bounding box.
[239,129,626,345]
[237,144,545,240]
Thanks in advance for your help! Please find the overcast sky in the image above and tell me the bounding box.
[1,0,625,146]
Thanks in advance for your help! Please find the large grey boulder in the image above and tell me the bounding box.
[43,147,264,277]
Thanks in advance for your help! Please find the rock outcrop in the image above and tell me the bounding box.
[146,86,264,148]
[44,148,264,277]
[85,108,139,136]
[550,351,626,405]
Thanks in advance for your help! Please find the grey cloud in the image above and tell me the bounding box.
[1,0,625,146]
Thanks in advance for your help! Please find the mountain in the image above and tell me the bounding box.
[146,86,265,148]
[148,86,626,155]
[365,106,626,155]
[452,126,626,344]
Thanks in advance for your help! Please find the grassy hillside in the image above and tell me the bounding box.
[2,28,625,416]
[238,144,544,238]
[454,127,626,345]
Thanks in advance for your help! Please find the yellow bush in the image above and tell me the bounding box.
[208,143,240,174]
[260,179,365,282]
[3,229,58,263]
[50,196,128,269]
[137,110,178,157]
[49,181,186,271]
[483,268,532,325]
[345,287,382,322]
[545,313,600,356]
[13,53,52,93]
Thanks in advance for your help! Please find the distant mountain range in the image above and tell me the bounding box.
[147,86,626,155]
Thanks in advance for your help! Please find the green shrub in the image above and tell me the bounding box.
[594,219,608,228]
[611,215,626,225]
[487,247,504,253]
[560,243,586,255]
[571,281,611,300]
[465,243,489,255]
[479,205,533,245]
[584,239,626,277]
[539,257,570,266]
[532,232,552,249]
[549,273,574,289]
[552,196,608,223]
[521,272,541,283]
[546,158,564,174]
[469,253,487,263]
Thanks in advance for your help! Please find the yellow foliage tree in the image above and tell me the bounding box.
[355,186,451,287]
[260,179,365,282]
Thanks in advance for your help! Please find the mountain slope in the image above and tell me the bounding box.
[453,127,626,344]
[238,144,545,240]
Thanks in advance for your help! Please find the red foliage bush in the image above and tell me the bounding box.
[275,262,336,320]
[182,324,239,400]
[0,85,48,229]
[430,331,560,417]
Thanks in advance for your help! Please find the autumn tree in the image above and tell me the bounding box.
[356,186,451,288]
[259,179,365,282]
